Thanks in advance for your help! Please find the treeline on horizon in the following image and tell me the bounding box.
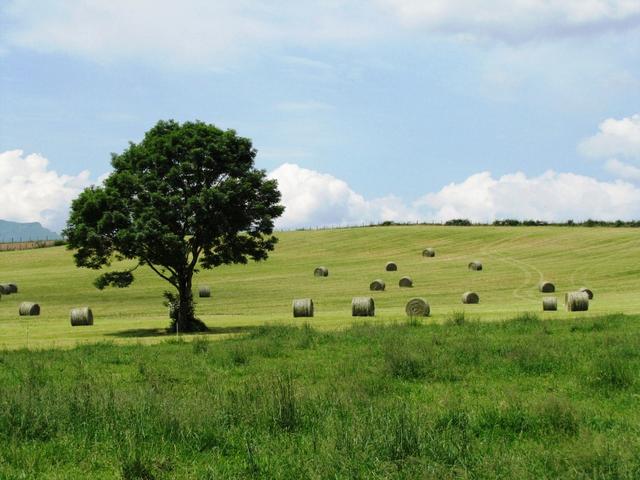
[286,218,640,232]
[385,218,640,227]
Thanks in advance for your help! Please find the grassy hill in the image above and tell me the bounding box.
[0,225,639,349]
[2,225,640,478]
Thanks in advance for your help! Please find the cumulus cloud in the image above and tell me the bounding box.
[417,171,640,222]
[2,0,639,68]
[269,164,640,228]
[268,163,418,228]
[2,153,638,232]
[579,113,640,160]
[0,150,95,231]
[605,158,640,181]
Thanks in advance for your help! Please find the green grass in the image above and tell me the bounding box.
[1,225,639,349]
[1,315,640,478]
[2,225,640,477]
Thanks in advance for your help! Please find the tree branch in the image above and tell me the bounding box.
[189,245,202,273]
[144,258,178,287]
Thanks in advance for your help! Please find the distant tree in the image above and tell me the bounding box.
[493,219,521,226]
[444,218,472,226]
[64,120,284,332]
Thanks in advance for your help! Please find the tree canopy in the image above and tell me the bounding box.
[64,120,284,332]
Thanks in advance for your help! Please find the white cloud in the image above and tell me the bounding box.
[0,150,96,231]
[605,158,640,181]
[379,0,640,42]
[2,0,639,68]
[1,0,378,69]
[417,171,640,222]
[269,163,640,228]
[268,163,418,228]
[2,153,638,232]
[579,113,640,159]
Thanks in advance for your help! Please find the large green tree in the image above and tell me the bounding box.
[64,120,284,332]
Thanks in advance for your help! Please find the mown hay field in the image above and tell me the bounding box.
[0,225,639,349]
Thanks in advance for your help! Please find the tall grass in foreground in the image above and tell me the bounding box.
[1,314,640,478]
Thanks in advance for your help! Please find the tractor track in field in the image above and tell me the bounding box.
[481,233,639,304]
[479,232,544,302]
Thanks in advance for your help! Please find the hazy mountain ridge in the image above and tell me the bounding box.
[0,220,61,242]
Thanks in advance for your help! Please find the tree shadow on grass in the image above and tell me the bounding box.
[106,325,257,339]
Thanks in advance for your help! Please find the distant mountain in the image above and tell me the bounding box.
[0,220,61,242]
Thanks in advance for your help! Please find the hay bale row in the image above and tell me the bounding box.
[14,301,94,324]
[369,277,414,289]
[291,297,434,318]
[538,281,555,293]
[468,261,483,271]
[462,291,479,304]
[70,307,93,326]
[314,266,329,277]
[352,297,375,316]
[292,298,314,317]
[198,286,211,298]
[405,297,430,317]
[19,302,40,316]
[422,248,435,257]
[565,291,589,312]
[542,296,557,311]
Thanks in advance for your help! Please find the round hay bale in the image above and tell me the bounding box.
[8,283,17,294]
[422,248,435,257]
[405,297,430,317]
[352,297,375,317]
[0,284,12,295]
[198,286,211,298]
[468,261,483,271]
[314,266,329,277]
[292,298,314,317]
[461,291,479,304]
[542,296,557,311]
[369,279,386,291]
[19,302,40,316]
[579,287,594,300]
[398,276,413,288]
[385,262,397,272]
[539,281,555,293]
[70,307,94,326]
[565,291,589,312]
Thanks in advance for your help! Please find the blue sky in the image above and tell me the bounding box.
[1,1,640,231]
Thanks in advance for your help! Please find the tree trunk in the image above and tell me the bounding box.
[169,272,208,333]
